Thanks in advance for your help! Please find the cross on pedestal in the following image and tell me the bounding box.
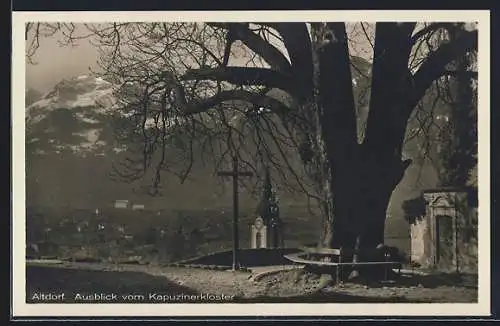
[217,155,253,271]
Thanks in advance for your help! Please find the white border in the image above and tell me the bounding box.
[12,10,491,317]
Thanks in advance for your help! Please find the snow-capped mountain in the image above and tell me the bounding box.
[28,75,117,113]
[25,75,245,210]
[26,75,125,157]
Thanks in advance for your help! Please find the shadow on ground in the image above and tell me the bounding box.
[25,264,429,304]
[26,265,200,303]
[356,272,478,290]
[235,291,415,303]
[253,268,478,303]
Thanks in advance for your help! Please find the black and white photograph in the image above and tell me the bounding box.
[12,10,490,317]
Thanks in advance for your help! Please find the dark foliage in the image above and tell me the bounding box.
[402,195,427,225]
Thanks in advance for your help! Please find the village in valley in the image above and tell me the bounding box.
[23,19,480,304]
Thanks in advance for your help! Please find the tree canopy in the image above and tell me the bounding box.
[26,22,477,195]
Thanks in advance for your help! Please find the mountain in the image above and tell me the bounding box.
[26,75,120,157]
[25,75,232,211]
[26,88,43,106]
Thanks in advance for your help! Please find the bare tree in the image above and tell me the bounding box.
[26,21,478,279]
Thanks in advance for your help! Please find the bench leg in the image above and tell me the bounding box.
[384,253,389,281]
[337,252,342,284]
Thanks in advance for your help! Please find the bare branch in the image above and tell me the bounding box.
[410,23,459,45]
[208,22,292,72]
[440,70,477,79]
[181,67,297,95]
[267,23,314,101]
[360,23,375,49]
[182,90,293,116]
[410,28,477,110]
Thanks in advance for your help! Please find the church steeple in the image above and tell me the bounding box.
[257,166,273,224]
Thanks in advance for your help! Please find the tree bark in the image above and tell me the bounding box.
[300,23,415,281]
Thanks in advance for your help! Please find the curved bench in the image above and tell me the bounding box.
[284,247,402,283]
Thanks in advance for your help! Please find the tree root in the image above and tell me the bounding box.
[317,273,334,290]
[348,269,360,281]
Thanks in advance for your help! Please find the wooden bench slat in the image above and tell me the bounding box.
[300,246,397,257]
[299,246,342,255]
[284,253,402,267]
[284,253,340,266]
[300,246,345,255]
[336,261,402,266]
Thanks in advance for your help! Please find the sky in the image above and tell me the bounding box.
[26,34,101,93]
[25,23,375,94]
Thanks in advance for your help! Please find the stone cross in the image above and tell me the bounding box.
[217,155,253,271]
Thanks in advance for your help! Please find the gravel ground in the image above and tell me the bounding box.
[25,261,477,303]
[26,262,265,303]
[255,269,478,303]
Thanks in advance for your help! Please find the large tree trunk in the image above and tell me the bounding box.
[301,23,415,281]
[317,145,409,249]
[309,135,411,282]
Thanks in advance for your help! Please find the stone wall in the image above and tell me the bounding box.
[456,207,478,273]
[410,217,428,265]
